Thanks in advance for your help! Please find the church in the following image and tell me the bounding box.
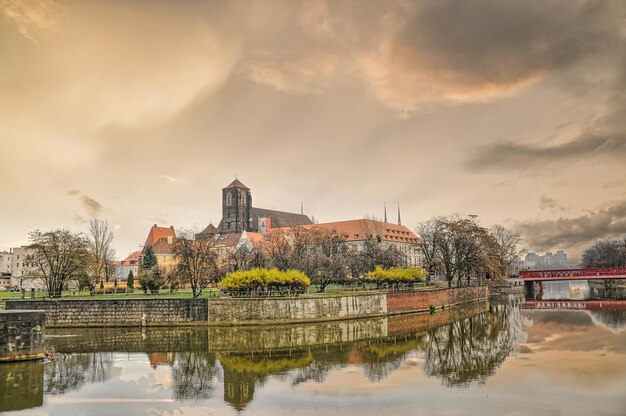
[197,179,313,238]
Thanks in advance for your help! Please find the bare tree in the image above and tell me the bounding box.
[173,229,218,298]
[489,225,524,275]
[86,219,116,287]
[28,229,89,297]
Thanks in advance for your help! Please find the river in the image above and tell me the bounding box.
[1,284,625,416]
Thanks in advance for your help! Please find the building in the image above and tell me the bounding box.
[204,179,312,236]
[514,251,570,272]
[143,224,177,272]
[273,219,424,266]
[10,246,42,289]
[0,250,11,275]
[115,251,141,280]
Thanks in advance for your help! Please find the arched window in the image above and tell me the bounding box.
[241,193,246,204]
[226,193,232,206]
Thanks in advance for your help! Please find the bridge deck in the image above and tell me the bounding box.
[520,267,626,281]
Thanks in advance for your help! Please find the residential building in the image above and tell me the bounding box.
[115,251,141,280]
[514,251,570,272]
[0,250,12,287]
[143,224,177,272]
[10,246,42,289]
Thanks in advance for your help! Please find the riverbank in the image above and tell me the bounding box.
[6,286,488,327]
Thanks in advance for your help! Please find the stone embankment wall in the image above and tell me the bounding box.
[6,298,207,327]
[0,310,45,362]
[6,286,488,327]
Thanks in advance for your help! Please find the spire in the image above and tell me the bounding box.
[397,202,401,225]
[384,202,388,223]
[300,201,303,215]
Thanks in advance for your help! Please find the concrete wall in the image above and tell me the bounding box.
[6,286,488,327]
[6,298,207,327]
[0,310,45,362]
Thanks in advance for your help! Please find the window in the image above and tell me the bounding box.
[241,193,246,204]
[226,193,232,206]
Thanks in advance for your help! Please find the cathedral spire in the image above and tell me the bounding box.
[397,202,401,225]
[384,202,388,223]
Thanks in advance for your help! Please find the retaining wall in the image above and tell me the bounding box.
[6,298,206,327]
[6,286,488,327]
[0,310,46,362]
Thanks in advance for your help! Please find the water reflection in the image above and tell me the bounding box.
[2,295,625,415]
[424,298,525,387]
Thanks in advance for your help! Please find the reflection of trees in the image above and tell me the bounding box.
[44,352,114,394]
[424,298,524,387]
[171,352,219,401]
[357,336,426,382]
[218,353,312,411]
[586,311,626,333]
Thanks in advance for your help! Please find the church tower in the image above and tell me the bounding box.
[221,179,252,233]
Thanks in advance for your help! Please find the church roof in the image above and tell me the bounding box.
[224,178,249,190]
[200,223,218,234]
[251,207,313,228]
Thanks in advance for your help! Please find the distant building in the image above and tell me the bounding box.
[515,251,570,272]
[273,219,424,267]
[0,250,12,287]
[199,179,312,236]
[10,246,42,289]
[115,251,141,280]
[143,224,177,272]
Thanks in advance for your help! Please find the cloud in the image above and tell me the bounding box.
[159,175,185,184]
[539,196,565,212]
[67,189,102,217]
[466,133,626,171]
[0,0,67,42]
[359,0,623,113]
[513,200,626,251]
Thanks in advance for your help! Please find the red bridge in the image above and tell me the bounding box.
[520,267,626,282]
[523,299,626,311]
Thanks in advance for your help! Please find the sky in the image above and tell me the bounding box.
[1,0,625,261]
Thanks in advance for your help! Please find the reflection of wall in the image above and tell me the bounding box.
[0,310,45,362]
[0,360,44,412]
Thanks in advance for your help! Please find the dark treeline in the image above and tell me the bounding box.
[581,237,626,268]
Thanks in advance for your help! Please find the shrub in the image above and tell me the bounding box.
[366,266,428,289]
[218,268,310,297]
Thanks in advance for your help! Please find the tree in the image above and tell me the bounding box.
[126,270,134,289]
[86,219,116,287]
[139,265,165,294]
[173,230,218,298]
[141,245,158,270]
[489,225,524,275]
[582,237,626,268]
[28,229,89,297]
[416,216,517,288]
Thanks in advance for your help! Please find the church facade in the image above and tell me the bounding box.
[198,179,313,238]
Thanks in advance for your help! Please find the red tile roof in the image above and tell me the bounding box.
[274,219,422,244]
[144,224,176,248]
[120,251,141,266]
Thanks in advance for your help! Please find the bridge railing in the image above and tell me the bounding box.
[520,267,626,279]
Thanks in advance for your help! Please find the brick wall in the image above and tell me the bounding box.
[386,286,488,314]
[6,299,207,327]
[0,310,45,362]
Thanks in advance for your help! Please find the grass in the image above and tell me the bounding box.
[1,283,436,301]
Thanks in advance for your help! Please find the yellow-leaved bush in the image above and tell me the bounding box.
[218,268,311,297]
[366,266,429,285]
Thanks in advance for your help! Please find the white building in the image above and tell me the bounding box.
[10,246,43,289]
[115,251,141,280]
